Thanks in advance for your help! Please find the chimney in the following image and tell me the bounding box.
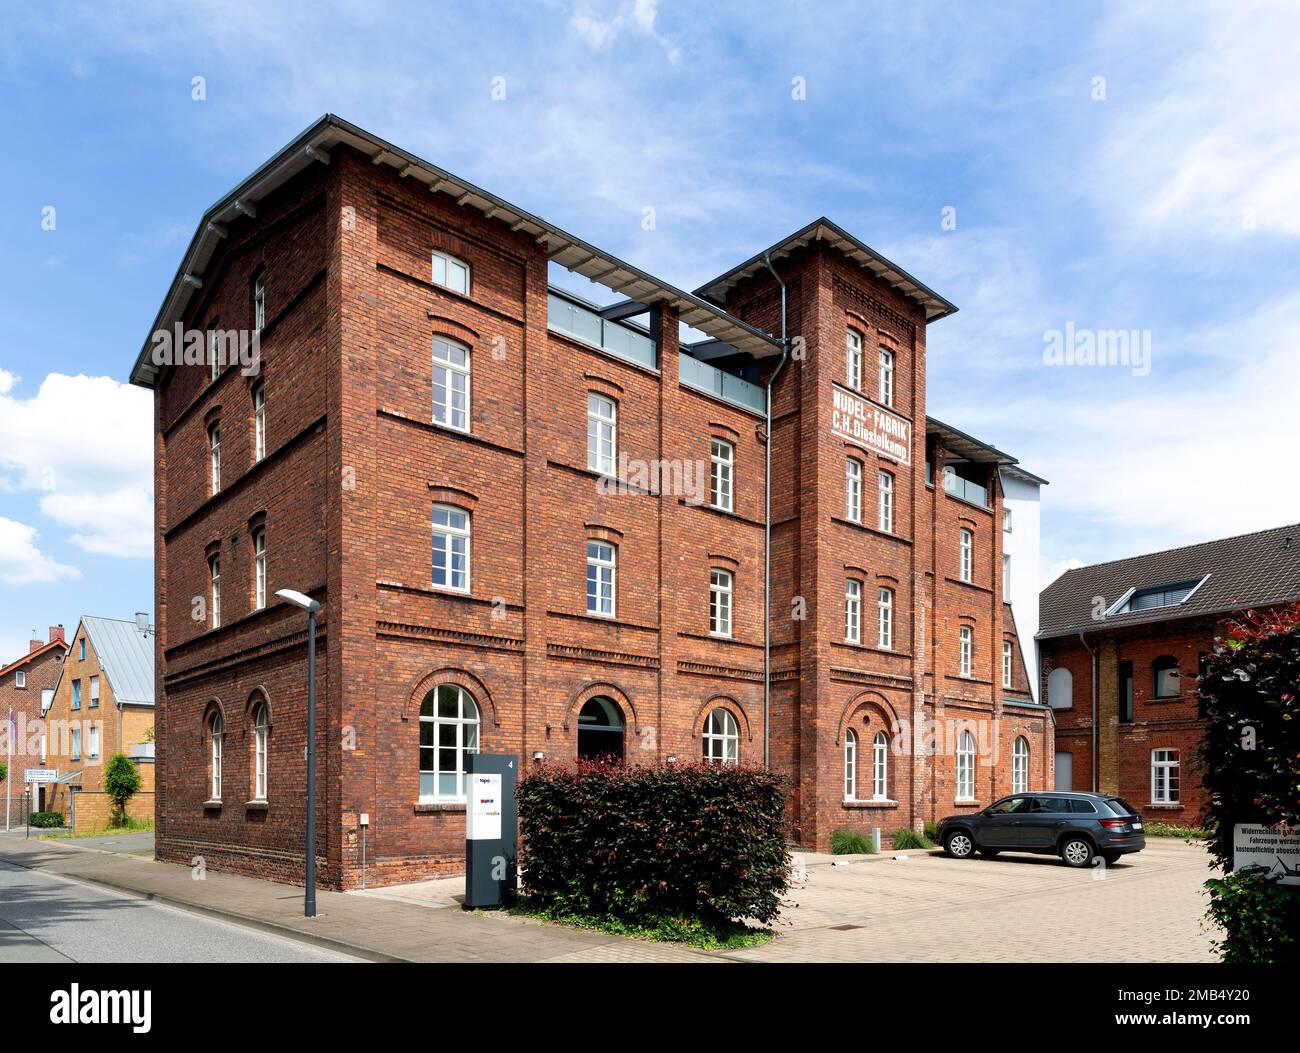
[49,625,65,644]
[29,636,42,653]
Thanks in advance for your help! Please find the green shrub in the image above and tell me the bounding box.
[103,754,141,826]
[0,762,7,783]
[29,811,64,828]
[891,828,933,851]
[923,820,939,842]
[517,760,790,926]
[830,828,876,854]
[1205,868,1300,963]
[1145,822,1208,840]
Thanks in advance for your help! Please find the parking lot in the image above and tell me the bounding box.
[727,837,1218,963]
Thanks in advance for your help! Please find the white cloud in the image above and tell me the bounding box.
[0,373,153,558]
[0,517,80,585]
[570,0,680,63]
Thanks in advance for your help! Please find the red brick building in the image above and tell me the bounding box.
[129,115,1049,889]
[1038,522,1300,827]
[0,627,67,816]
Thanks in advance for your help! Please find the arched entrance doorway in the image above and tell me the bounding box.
[577,696,624,762]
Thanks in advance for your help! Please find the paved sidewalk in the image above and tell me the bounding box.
[0,832,713,963]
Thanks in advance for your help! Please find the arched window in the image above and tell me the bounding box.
[1012,736,1029,794]
[1047,667,1073,710]
[844,729,857,799]
[252,702,269,801]
[252,527,267,610]
[703,708,739,765]
[577,695,624,762]
[419,685,481,801]
[208,422,221,496]
[209,713,223,801]
[877,587,894,650]
[431,504,471,593]
[431,336,471,432]
[252,382,266,462]
[956,729,976,802]
[872,730,889,800]
[1152,655,1180,699]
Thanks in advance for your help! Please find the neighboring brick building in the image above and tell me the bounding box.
[1038,523,1300,827]
[0,627,67,817]
[129,115,1050,889]
[44,616,156,826]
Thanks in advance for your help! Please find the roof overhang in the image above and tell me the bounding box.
[694,217,958,323]
[926,416,1018,466]
[131,115,782,388]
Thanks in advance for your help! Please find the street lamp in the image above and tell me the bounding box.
[276,588,321,918]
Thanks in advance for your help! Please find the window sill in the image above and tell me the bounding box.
[954,799,982,808]
[415,802,466,814]
[245,800,268,811]
[203,799,222,810]
[843,798,899,809]
[1145,802,1183,810]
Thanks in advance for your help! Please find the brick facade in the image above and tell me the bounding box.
[141,125,1050,890]
[0,628,66,814]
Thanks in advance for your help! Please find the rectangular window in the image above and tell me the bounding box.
[14,671,24,689]
[878,471,894,532]
[710,439,734,512]
[210,556,222,628]
[71,727,81,761]
[959,528,973,583]
[79,637,85,660]
[587,393,617,476]
[253,528,267,610]
[208,327,220,382]
[89,675,100,707]
[1119,660,1134,723]
[1151,749,1180,804]
[431,337,471,432]
[1003,507,1012,533]
[1002,553,1011,596]
[709,569,733,637]
[431,505,471,593]
[209,424,221,496]
[253,383,266,462]
[959,626,973,677]
[586,541,616,617]
[431,250,470,295]
[845,458,862,522]
[88,724,100,760]
[879,346,894,406]
[1002,641,1013,688]
[877,587,893,650]
[71,678,81,710]
[846,329,862,390]
[253,273,265,332]
[845,579,862,644]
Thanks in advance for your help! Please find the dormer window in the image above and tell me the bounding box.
[1110,576,1208,616]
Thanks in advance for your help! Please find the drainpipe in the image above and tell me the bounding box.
[1078,631,1098,791]
[761,252,789,770]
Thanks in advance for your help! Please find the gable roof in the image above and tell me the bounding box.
[129,114,784,389]
[0,638,68,680]
[1038,523,1300,640]
[57,617,155,707]
[693,216,958,322]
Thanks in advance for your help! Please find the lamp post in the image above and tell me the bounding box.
[276,588,321,918]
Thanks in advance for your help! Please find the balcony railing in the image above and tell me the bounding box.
[943,469,989,508]
[678,352,767,414]
[547,292,657,371]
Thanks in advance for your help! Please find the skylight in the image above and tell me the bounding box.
[1110,575,1209,616]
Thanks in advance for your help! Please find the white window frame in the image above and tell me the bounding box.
[253,382,266,463]
[844,729,859,799]
[89,674,100,707]
[872,730,889,800]
[87,723,100,760]
[702,708,739,765]
[710,438,734,512]
[879,346,895,406]
[1151,749,1180,804]
[1012,736,1029,794]
[878,470,894,532]
[253,527,267,610]
[709,569,733,638]
[1002,639,1014,688]
[209,555,222,629]
[431,336,471,433]
[430,250,470,295]
[956,729,976,802]
[1003,553,1011,596]
[845,458,862,522]
[587,393,617,476]
[253,273,265,332]
[877,587,894,650]
[210,714,223,801]
[209,423,221,496]
[431,505,471,594]
[1003,507,1012,533]
[846,328,863,390]
[209,327,220,382]
[586,540,616,618]
[253,703,269,801]
[959,625,973,677]
[419,685,480,802]
[959,527,973,582]
[71,726,81,761]
[14,670,24,689]
[845,579,862,644]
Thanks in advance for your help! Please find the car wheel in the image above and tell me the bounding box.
[979,848,1001,858]
[944,831,975,859]
[1060,836,1095,868]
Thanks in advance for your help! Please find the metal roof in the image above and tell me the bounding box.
[130,114,783,388]
[926,416,1019,466]
[80,616,155,706]
[1038,522,1300,640]
[694,217,959,322]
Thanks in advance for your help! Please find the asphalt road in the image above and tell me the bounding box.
[0,859,360,963]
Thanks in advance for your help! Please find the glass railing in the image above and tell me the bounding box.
[943,470,989,508]
[677,352,767,414]
[547,293,657,371]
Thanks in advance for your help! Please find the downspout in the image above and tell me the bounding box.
[1078,631,1098,791]
[761,252,789,771]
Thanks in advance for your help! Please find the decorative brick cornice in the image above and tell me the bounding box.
[546,642,658,669]
[377,621,523,653]
[832,274,917,336]
[677,659,763,682]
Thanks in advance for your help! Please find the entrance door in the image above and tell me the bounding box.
[577,696,624,762]
[1054,752,1073,791]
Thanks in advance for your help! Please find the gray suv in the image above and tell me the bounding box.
[937,792,1145,867]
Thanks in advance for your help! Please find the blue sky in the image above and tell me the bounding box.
[1,0,1297,661]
